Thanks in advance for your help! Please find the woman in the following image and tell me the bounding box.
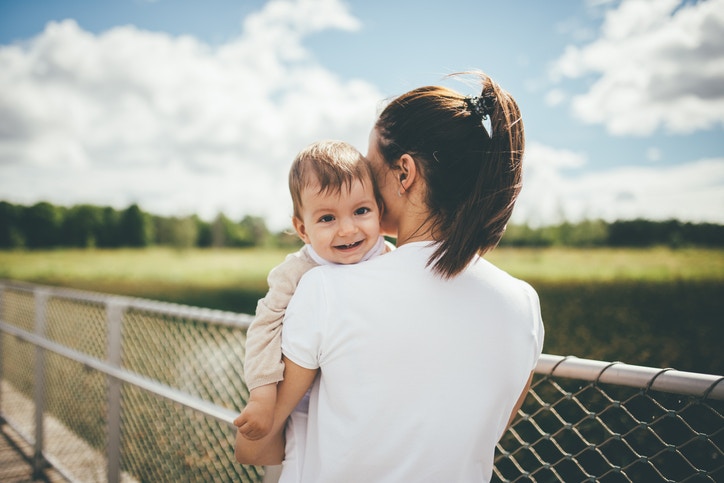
[235,72,544,482]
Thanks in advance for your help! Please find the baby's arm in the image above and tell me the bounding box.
[235,357,318,465]
[238,294,286,440]
[238,250,317,440]
[235,383,277,440]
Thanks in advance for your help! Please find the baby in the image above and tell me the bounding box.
[236,140,392,440]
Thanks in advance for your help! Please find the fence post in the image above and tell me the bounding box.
[106,298,126,483]
[32,288,49,478]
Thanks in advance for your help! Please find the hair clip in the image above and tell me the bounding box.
[465,94,496,121]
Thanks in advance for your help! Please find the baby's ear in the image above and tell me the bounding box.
[292,216,310,244]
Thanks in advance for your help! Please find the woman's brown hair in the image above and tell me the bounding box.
[374,72,525,278]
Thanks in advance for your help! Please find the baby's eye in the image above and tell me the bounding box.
[355,207,371,216]
[318,214,335,223]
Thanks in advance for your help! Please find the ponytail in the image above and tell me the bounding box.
[375,72,525,278]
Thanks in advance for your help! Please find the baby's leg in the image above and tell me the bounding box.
[236,383,277,440]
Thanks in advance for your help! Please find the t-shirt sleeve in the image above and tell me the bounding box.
[281,267,327,370]
[525,282,545,367]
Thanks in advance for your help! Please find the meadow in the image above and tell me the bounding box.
[1,246,722,375]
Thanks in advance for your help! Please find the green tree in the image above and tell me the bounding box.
[552,220,608,247]
[211,213,231,247]
[238,215,270,247]
[682,222,724,247]
[273,229,303,249]
[22,202,62,248]
[118,204,153,247]
[195,216,213,247]
[62,204,104,248]
[570,219,608,247]
[173,216,199,249]
[97,207,121,247]
[211,212,253,247]
[0,201,25,248]
[500,223,553,247]
[154,215,199,249]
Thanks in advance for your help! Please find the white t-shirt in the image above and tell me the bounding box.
[281,241,544,483]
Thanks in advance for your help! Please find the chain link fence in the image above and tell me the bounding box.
[495,357,724,482]
[1,280,722,482]
[0,281,261,482]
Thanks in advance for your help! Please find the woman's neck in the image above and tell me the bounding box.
[392,183,436,246]
[395,218,436,246]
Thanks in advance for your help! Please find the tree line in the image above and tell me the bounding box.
[1,200,723,250]
[500,219,724,248]
[0,200,298,250]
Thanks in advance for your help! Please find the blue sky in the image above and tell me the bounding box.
[1,0,722,230]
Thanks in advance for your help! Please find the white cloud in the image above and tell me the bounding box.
[0,0,378,230]
[551,0,724,135]
[544,88,566,107]
[514,142,724,225]
[646,146,661,162]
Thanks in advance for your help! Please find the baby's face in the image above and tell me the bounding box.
[293,177,381,264]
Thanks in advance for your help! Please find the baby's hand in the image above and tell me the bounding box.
[234,400,274,440]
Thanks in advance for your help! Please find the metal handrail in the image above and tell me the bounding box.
[536,354,724,400]
[1,279,255,328]
[0,320,240,426]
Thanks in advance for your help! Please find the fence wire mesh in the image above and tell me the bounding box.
[494,363,724,482]
[0,282,262,482]
[1,281,722,483]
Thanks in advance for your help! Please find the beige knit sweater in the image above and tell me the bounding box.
[243,246,318,391]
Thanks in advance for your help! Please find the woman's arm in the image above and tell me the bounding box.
[506,371,534,429]
[235,357,318,465]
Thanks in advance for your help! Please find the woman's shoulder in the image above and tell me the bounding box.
[466,255,538,294]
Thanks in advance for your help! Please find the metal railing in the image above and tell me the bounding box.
[495,357,723,482]
[0,280,722,482]
[0,280,260,482]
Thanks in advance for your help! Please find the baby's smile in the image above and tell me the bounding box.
[335,240,364,250]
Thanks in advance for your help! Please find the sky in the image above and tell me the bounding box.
[0,0,722,231]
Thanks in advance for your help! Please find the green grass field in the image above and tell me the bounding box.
[2,247,723,374]
[2,246,722,285]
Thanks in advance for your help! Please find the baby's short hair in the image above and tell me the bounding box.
[289,140,381,219]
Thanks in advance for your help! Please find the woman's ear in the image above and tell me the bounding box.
[398,153,417,192]
[292,216,311,244]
